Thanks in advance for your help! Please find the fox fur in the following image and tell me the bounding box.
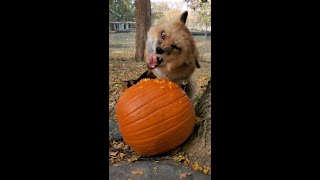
[124,11,200,100]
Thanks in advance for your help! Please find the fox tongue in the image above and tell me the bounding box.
[147,52,158,69]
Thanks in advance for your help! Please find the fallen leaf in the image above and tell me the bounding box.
[183,159,189,166]
[202,166,210,174]
[203,168,209,174]
[128,155,140,163]
[112,140,117,145]
[179,173,187,179]
[119,153,125,159]
[195,117,202,126]
[117,142,125,149]
[110,151,118,156]
[131,170,143,175]
[173,155,186,162]
[193,163,200,171]
[124,144,129,150]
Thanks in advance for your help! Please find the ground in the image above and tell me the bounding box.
[109,33,211,178]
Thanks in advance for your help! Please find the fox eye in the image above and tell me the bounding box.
[171,44,181,51]
[160,31,166,39]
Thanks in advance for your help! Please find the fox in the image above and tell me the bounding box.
[125,11,200,100]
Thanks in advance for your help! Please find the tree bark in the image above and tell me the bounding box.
[182,78,212,169]
[135,0,151,61]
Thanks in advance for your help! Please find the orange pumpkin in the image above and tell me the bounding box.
[116,78,196,156]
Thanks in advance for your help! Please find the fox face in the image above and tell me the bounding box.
[145,11,200,83]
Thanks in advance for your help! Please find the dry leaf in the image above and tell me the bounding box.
[112,140,117,145]
[131,170,143,175]
[110,151,118,156]
[193,163,200,171]
[128,155,140,163]
[202,166,210,174]
[173,155,186,162]
[119,153,125,159]
[203,168,209,174]
[117,142,125,149]
[179,173,187,179]
[124,144,129,150]
[183,159,189,166]
[195,117,202,126]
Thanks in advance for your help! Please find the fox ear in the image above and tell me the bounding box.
[180,11,188,25]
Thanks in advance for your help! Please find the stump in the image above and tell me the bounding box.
[182,79,211,168]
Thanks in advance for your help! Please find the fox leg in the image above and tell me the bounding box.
[123,70,156,88]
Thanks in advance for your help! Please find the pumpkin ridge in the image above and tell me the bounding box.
[123,115,194,154]
[118,88,186,126]
[120,98,193,135]
[125,119,194,150]
[119,92,188,130]
[131,123,192,151]
[117,78,180,120]
[122,105,194,144]
[117,86,180,122]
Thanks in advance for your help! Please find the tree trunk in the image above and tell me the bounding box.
[182,78,212,169]
[135,0,151,61]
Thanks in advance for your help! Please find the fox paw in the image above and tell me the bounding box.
[123,80,137,88]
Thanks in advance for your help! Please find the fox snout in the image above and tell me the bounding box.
[155,46,173,55]
[156,47,164,54]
